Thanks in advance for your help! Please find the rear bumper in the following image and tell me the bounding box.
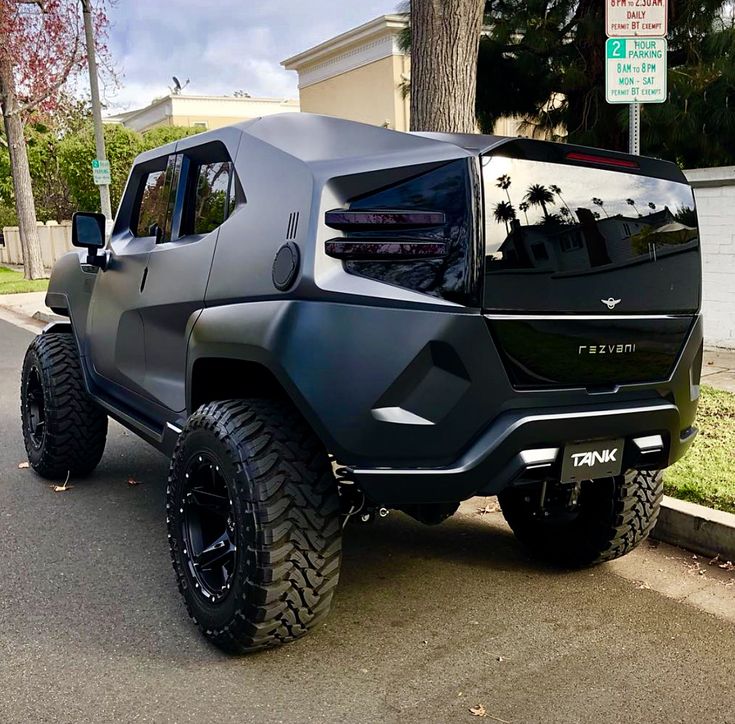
[346,312,703,506]
[349,401,696,505]
[192,301,702,506]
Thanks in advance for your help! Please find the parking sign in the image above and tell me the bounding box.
[605,37,667,104]
[606,0,667,37]
[91,158,111,186]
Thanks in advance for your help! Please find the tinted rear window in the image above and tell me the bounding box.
[481,156,700,313]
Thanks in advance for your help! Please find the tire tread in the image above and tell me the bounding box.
[21,334,107,479]
[167,398,341,653]
[499,469,663,567]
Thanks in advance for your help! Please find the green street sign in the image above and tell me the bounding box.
[605,37,667,104]
[91,158,111,185]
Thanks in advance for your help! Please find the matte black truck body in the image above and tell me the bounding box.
[44,114,702,507]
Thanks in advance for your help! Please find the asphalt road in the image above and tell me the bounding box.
[1,318,734,724]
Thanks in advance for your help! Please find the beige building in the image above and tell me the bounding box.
[105,94,300,133]
[282,14,529,137]
[282,15,411,131]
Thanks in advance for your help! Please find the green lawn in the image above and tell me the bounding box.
[664,385,735,514]
[0,266,49,294]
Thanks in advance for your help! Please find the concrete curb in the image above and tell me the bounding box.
[31,310,65,324]
[652,495,735,562]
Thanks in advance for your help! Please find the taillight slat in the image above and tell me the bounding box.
[325,238,447,260]
[325,209,445,230]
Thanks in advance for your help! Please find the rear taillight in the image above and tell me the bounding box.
[323,159,479,305]
[325,208,447,260]
[324,239,447,260]
[325,209,445,230]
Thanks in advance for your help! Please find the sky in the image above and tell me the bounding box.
[103,1,399,112]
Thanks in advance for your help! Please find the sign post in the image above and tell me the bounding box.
[605,0,668,156]
[629,102,640,156]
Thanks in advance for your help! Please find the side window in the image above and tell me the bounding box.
[193,161,231,235]
[135,170,167,237]
[178,145,243,238]
[133,155,179,241]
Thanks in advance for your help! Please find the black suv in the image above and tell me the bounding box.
[21,114,702,653]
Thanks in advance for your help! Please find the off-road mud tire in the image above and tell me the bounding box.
[498,469,663,567]
[21,333,108,479]
[167,398,342,653]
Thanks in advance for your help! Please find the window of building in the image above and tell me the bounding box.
[192,121,208,129]
[560,231,583,252]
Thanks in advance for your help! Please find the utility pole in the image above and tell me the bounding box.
[81,0,112,222]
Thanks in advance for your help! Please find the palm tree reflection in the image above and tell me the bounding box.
[592,197,609,218]
[525,184,555,219]
[626,198,642,217]
[493,200,516,234]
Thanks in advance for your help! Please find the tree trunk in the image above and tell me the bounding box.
[0,56,46,280]
[409,0,484,133]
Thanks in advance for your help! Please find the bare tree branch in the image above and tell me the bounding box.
[9,29,81,116]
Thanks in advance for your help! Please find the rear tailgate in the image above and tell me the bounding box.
[481,140,701,389]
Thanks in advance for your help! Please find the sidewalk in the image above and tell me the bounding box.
[0,291,59,333]
[701,348,735,393]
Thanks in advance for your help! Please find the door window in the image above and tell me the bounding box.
[133,155,179,241]
[135,170,168,237]
[179,150,242,237]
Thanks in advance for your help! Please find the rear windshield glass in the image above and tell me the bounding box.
[483,156,698,272]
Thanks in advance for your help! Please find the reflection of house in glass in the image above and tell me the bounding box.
[495,205,697,272]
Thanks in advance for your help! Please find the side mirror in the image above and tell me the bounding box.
[72,212,107,269]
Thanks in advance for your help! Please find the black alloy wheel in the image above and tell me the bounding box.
[24,365,46,449]
[181,453,237,603]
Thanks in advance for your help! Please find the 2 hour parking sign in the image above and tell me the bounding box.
[605,37,667,104]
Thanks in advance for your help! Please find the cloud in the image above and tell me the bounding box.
[104,1,399,111]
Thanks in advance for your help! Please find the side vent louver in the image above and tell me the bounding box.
[286,211,299,240]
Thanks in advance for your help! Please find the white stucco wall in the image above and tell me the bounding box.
[1,221,73,269]
[684,166,735,349]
